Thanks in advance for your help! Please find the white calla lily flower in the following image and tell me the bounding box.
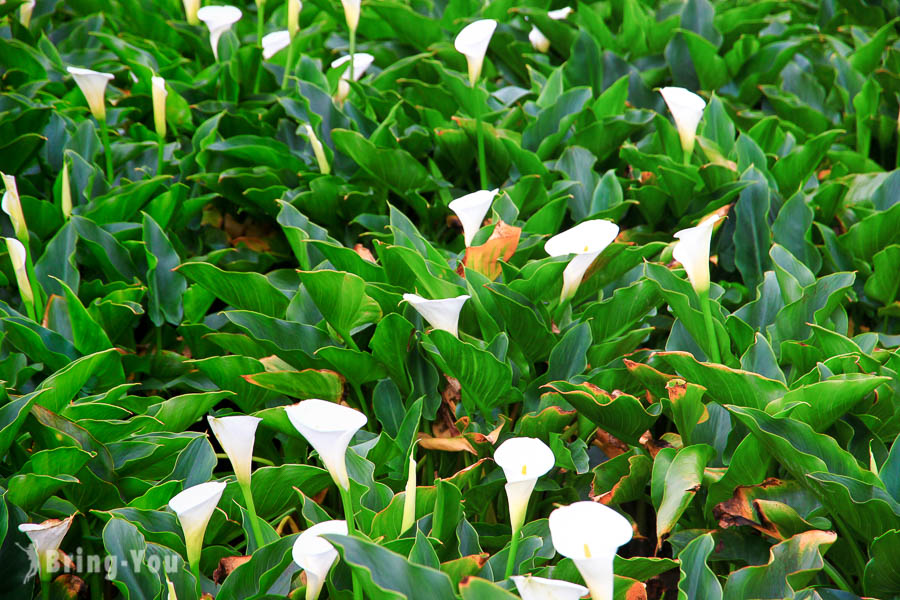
[207,415,261,488]
[2,173,27,242]
[659,87,706,160]
[284,400,367,491]
[292,520,348,600]
[61,160,72,219]
[183,0,200,24]
[197,5,243,60]
[331,53,374,82]
[672,214,720,294]
[401,454,417,533]
[151,76,167,138]
[511,575,589,600]
[454,19,497,85]
[448,188,497,247]
[19,515,76,576]
[20,0,35,27]
[288,0,302,37]
[6,237,34,307]
[494,437,555,532]
[341,0,360,33]
[402,293,470,338]
[549,502,633,600]
[544,220,619,302]
[529,26,550,53]
[66,66,114,121]
[169,481,227,574]
[304,124,330,174]
[262,30,291,59]
[548,6,573,19]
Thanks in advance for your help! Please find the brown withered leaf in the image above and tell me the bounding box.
[213,556,252,584]
[231,236,270,252]
[51,574,86,599]
[462,220,521,281]
[354,243,377,263]
[417,432,477,455]
[639,431,671,459]
[625,580,648,600]
[591,429,629,459]
[713,477,786,538]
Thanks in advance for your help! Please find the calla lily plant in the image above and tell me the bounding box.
[402,293,470,338]
[544,219,619,305]
[197,5,243,61]
[19,514,76,599]
[673,214,722,363]
[511,575,589,600]
[549,501,633,600]
[67,66,115,180]
[169,480,227,580]
[292,520,348,600]
[454,19,497,189]
[494,437,555,577]
[659,86,706,165]
[448,188,497,247]
[151,75,167,174]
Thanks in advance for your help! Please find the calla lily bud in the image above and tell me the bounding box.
[529,26,550,53]
[6,237,34,308]
[19,515,76,577]
[284,399,367,491]
[304,124,330,175]
[548,6,573,19]
[20,0,35,27]
[151,76,168,139]
[454,19,497,85]
[262,30,291,59]
[183,0,200,24]
[169,481,227,573]
[401,453,417,533]
[61,160,72,219]
[402,293,470,338]
[197,5,243,60]
[288,0,302,37]
[341,0,360,33]
[292,520,348,600]
[2,173,28,243]
[66,66,114,121]
[659,87,706,160]
[544,220,619,302]
[207,415,261,488]
[511,575,589,600]
[549,502,633,600]
[672,214,720,294]
[494,437,555,533]
[448,188,497,247]
[330,53,374,103]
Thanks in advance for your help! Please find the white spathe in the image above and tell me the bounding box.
[448,188,497,247]
[183,0,200,24]
[402,293,470,338]
[401,454,416,533]
[169,481,227,569]
[494,437,555,532]
[207,415,261,487]
[331,53,374,82]
[511,575,589,600]
[61,160,72,219]
[288,0,302,37]
[2,173,27,241]
[262,30,291,59]
[341,0,360,33]
[548,6,573,19]
[197,5,243,60]
[292,520,348,600]
[284,399,367,491]
[454,19,497,85]
[19,515,75,574]
[544,220,619,301]
[304,124,330,174]
[151,76,167,138]
[20,0,35,27]
[549,502,633,600]
[67,66,114,121]
[529,26,550,53]
[672,214,721,294]
[6,237,34,306]
[659,87,706,158]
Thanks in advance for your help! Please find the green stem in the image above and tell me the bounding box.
[699,289,722,364]
[40,570,50,600]
[348,27,356,81]
[835,515,868,579]
[341,329,360,352]
[214,452,275,466]
[98,118,113,182]
[156,325,163,356]
[822,558,853,594]
[240,480,265,552]
[339,485,363,600]
[474,90,488,189]
[281,38,295,89]
[190,560,201,586]
[504,528,521,579]
[256,1,265,47]
[157,136,165,176]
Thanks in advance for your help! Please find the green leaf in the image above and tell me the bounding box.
[177,262,290,318]
[656,444,714,543]
[864,529,900,599]
[102,518,162,600]
[216,534,299,600]
[243,369,343,402]
[332,129,434,193]
[142,212,185,326]
[459,577,519,599]
[677,533,723,600]
[298,269,382,344]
